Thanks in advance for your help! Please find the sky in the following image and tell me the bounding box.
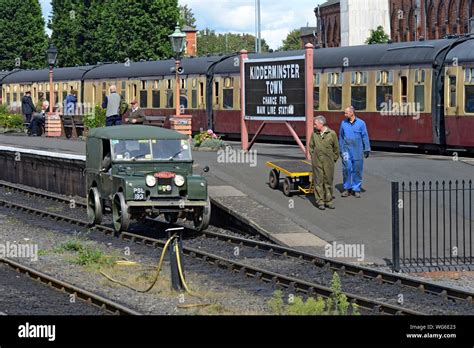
[39,0,324,50]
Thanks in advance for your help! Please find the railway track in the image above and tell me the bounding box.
[0,190,427,315]
[0,257,141,315]
[1,180,473,305]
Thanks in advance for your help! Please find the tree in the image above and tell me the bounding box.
[281,29,302,51]
[197,28,269,55]
[365,25,390,44]
[0,0,48,70]
[48,0,88,67]
[179,4,196,28]
[49,0,181,66]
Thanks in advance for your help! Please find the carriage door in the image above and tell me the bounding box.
[444,67,459,143]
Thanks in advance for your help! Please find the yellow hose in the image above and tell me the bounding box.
[100,234,176,293]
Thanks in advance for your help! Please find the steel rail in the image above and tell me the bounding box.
[0,257,141,315]
[1,180,473,304]
[0,197,424,315]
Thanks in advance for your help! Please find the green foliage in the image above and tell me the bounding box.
[193,129,222,147]
[281,29,302,51]
[365,26,390,45]
[48,0,180,66]
[83,105,106,130]
[0,105,24,131]
[268,272,360,315]
[0,0,48,70]
[197,28,269,55]
[55,239,114,267]
[74,247,112,267]
[179,4,196,27]
[55,239,84,253]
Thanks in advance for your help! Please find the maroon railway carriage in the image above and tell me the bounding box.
[1,37,474,153]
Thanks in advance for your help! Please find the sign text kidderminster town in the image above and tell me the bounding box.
[244,57,306,121]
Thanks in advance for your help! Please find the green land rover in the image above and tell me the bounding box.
[85,125,210,232]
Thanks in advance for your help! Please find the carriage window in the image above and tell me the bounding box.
[166,90,173,108]
[351,87,366,110]
[152,91,160,108]
[223,89,233,109]
[350,72,367,110]
[465,86,474,113]
[314,87,320,110]
[328,87,342,110]
[314,73,320,110]
[449,76,456,108]
[401,76,408,104]
[191,89,198,109]
[199,82,205,106]
[327,72,342,111]
[214,81,220,106]
[376,86,393,111]
[414,85,425,112]
[140,90,148,108]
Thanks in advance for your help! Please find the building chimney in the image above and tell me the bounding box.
[183,26,198,57]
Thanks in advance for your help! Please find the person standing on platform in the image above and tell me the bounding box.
[21,91,36,123]
[102,85,122,126]
[125,100,145,124]
[309,115,340,210]
[65,89,77,115]
[339,106,371,198]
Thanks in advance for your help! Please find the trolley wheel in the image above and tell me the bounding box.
[269,169,280,189]
[112,192,130,232]
[283,177,294,197]
[87,187,103,225]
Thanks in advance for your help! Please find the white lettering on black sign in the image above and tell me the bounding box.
[244,57,305,120]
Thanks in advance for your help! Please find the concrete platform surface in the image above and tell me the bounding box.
[1,134,472,265]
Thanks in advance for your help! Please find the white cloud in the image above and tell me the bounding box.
[180,0,325,49]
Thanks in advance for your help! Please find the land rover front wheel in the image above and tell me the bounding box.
[193,198,211,232]
[87,187,103,225]
[112,192,130,232]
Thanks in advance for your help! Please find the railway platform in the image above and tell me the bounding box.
[0,133,473,266]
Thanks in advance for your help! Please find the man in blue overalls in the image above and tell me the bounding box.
[339,106,371,198]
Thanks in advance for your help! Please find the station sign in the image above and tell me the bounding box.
[243,55,306,121]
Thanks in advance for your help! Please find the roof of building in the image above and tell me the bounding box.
[300,27,319,37]
[88,125,188,140]
[319,0,340,8]
[182,25,197,32]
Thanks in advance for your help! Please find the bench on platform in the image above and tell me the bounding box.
[61,114,85,138]
[143,115,166,127]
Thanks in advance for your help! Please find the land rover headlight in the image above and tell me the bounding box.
[174,175,185,187]
[146,175,157,187]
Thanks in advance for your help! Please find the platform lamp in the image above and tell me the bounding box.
[169,24,186,117]
[46,44,58,114]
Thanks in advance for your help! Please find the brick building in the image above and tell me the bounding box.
[391,0,474,41]
[315,0,341,47]
[314,0,474,47]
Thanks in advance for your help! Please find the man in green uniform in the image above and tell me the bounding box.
[309,115,340,210]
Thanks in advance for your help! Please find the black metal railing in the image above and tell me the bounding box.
[392,180,473,272]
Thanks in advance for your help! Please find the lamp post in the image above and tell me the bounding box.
[169,24,186,117]
[46,44,58,114]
